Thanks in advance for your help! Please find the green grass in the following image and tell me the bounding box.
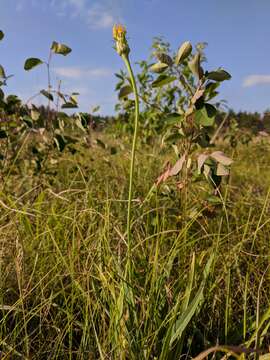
[0,137,270,359]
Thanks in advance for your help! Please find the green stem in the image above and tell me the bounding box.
[122,54,140,269]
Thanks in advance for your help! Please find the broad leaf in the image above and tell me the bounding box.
[40,89,54,101]
[206,69,231,81]
[195,107,215,127]
[210,151,233,166]
[175,41,192,65]
[51,41,72,56]
[24,58,43,71]
[62,102,78,109]
[119,85,133,99]
[54,134,67,152]
[0,65,6,79]
[152,74,176,88]
[169,154,186,176]
[188,53,203,79]
[197,154,208,173]
[216,163,229,176]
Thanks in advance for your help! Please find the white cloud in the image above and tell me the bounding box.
[243,75,270,87]
[87,4,115,29]
[49,0,121,29]
[54,66,112,79]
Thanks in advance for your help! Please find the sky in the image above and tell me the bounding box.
[0,0,269,115]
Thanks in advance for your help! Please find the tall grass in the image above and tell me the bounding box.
[0,140,270,359]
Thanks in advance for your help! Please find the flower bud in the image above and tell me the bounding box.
[113,24,130,57]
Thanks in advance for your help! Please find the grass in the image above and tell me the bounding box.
[0,136,270,359]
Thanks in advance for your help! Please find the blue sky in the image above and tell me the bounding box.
[0,0,269,114]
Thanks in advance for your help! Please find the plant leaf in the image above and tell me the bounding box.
[169,254,215,347]
[62,102,78,109]
[195,107,215,127]
[0,65,6,79]
[40,90,54,101]
[188,53,203,79]
[169,154,186,176]
[175,41,192,65]
[24,58,43,71]
[31,109,40,121]
[210,151,233,166]
[206,69,231,81]
[51,41,72,56]
[198,154,208,173]
[152,74,176,88]
[216,163,229,176]
[119,85,133,99]
[0,31,4,41]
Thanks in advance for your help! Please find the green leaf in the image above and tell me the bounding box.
[164,113,183,126]
[206,69,231,81]
[0,65,6,79]
[149,62,168,73]
[0,88,4,100]
[54,134,67,152]
[61,102,78,109]
[205,103,217,117]
[51,41,72,56]
[24,58,43,71]
[0,31,4,41]
[156,52,173,66]
[75,116,86,132]
[188,53,203,79]
[195,107,215,127]
[119,85,133,99]
[23,116,33,128]
[175,41,192,65]
[168,254,215,348]
[40,90,54,101]
[205,195,222,204]
[92,105,100,113]
[152,74,176,88]
[0,130,7,138]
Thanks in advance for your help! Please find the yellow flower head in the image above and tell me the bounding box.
[112,24,130,57]
[113,24,126,41]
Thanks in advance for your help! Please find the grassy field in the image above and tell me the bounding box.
[0,134,270,359]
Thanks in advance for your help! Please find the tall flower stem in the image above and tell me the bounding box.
[122,54,140,268]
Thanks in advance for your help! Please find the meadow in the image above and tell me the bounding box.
[0,27,270,359]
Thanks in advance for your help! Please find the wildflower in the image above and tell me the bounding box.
[112,24,130,57]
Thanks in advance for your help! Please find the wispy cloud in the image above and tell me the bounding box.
[50,0,122,29]
[54,66,112,79]
[243,75,270,87]
[87,4,115,29]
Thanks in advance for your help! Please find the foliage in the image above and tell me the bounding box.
[114,37,233,213]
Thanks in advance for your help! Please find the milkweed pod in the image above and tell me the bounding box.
[188,53,204,79]
[175,41,192,65]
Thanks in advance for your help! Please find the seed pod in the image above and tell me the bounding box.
[175,41,192,65]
